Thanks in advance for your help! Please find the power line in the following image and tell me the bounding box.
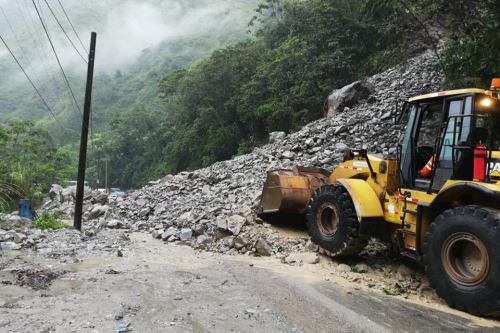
[56,0,88,54]
[31,0,82,115]
[17,0,59,88]
[42,0,87,64]
[0,4,43,86]
[14,0,54,83]
[0,32,60,125]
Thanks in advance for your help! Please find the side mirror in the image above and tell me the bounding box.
[394,100,409,124]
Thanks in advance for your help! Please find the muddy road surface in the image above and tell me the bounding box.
[1,233,499,333]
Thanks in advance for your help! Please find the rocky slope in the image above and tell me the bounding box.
[1,49,444,300]
[7,49,443,253]
[100,49,443,254]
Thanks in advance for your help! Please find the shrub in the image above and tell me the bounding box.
[33,211,67,230]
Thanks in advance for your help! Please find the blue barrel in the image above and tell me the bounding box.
[19,200,33,220]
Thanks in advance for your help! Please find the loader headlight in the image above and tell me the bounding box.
[480,98,493,108]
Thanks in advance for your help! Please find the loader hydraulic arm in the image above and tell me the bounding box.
[351,149,377,179]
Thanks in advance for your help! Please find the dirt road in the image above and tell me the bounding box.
[1,233,499,333]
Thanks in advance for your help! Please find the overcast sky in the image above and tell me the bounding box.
[0,0,255,75]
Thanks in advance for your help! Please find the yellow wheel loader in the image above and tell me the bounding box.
[259,79,500,316]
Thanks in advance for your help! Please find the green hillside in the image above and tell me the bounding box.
[0,0,258,138]
[1,0,498,199]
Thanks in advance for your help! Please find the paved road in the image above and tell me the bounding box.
[1,233,498,332]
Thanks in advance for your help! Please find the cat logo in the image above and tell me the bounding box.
[490,160,500,177]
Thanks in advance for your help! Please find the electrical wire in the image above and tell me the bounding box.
[31,0,82,115]
[42,0,87,63]
[18,0,60,87]
[0,32,61,125]
[14,0,55,85]
[56,0,88,54]
[0,4,39,83]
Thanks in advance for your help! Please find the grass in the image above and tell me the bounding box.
[0,181,23,212]
[33,211,67,230]
[382,283,407,296]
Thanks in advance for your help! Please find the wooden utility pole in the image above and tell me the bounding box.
[104,158,109,191]
[74,32,97,231]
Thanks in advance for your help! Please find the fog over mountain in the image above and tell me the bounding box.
[0,0,257,122]
[0,0,256,77]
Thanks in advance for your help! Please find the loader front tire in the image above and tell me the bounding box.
[307,184,367,257]
[424,206,500,317]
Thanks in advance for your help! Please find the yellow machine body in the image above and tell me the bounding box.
[259,87,500,253]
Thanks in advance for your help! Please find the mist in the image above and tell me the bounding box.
[0,0,257,78]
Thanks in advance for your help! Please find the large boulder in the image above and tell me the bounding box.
[91,191,109,205]
[255,238,272,256]
[49,184,63,202]
[269,131,286,143]
[326,80,374,117]
[5,215,32,228]
[88,205,110,219]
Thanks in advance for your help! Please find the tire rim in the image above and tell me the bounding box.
[441,232,489,286]
[317,203,339,236]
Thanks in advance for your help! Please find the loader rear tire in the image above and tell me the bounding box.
[424,206,500,317]
[306,184,368,257]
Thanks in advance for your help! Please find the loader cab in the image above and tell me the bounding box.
[398,90,500,192]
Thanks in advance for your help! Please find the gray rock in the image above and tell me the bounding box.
[49,184,63,201]
[61,187,76,202]
[304,240,319,252]
[92,192,109,205]
[178,211,195,223]
[353,263,371,273]
[334,143,348,151]
[179,228,193,241]
[255,238,272,256]
[192,223,206,236]
[3,241,21,250]
[269,131,286,143]
[381,111,392,120]
[138,207,152,218]
[281,151,295,160]
[201,185,211,194]
[233,236,248,250]
[337,264,352,273]
[135,198,147,207]
[397,264,412,279]
[222,236,235,248]
[196,235,212,248]
[88,205,110,219]
[162,227,177,241]
[284,252,319,265]
[106,219,123,229]
[13,233,27,244]
[326,80,374,117]
[6,215,32,228]
[227,215,246,236]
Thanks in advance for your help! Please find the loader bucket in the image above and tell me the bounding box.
[259,166,330,214]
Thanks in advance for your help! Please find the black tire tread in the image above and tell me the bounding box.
[423,205,500,317]
[306,184,367,257]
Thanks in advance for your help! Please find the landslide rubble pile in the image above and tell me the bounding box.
[84,50,442,255]
[104,50,442,256]
[1,50,442,261]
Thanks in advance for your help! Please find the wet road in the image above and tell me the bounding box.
[0,233,498,332]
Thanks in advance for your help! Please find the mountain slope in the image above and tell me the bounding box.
[0,0,258,137]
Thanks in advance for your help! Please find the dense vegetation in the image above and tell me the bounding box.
[93,0,421,187]
[1,0,499,193]
[0,120,74,211]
